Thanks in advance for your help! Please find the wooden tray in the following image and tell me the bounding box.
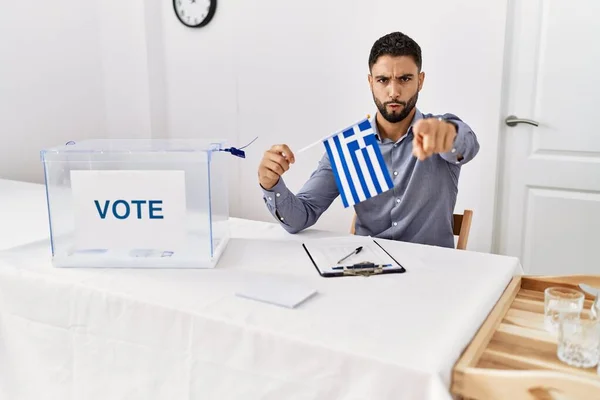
[451,275,600,400]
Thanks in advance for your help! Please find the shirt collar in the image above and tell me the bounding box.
[372,108,423,143]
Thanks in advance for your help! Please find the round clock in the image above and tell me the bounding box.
[173,0,217,28]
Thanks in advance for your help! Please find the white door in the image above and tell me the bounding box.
[495,0,600,275]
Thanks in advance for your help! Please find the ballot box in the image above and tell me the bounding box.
[40,139,230,268]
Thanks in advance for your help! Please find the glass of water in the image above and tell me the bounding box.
[544,287,584,334]
[557,318,600,368]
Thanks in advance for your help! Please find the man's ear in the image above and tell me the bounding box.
[418,71,425,91]
[367,74,373,86]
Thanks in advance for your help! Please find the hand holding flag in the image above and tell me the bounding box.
[258,115,394,208]
[258,144,295,190]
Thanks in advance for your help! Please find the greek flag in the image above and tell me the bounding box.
[324,118,394,208]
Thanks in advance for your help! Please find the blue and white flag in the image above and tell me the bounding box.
[323,118,394,208]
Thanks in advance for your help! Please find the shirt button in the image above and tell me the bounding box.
[396,198,400,203]
[393,222,398,227]
[451,148,456,153]
[268,197,272,201]
[276,193,281,197]
[393,171,398,176]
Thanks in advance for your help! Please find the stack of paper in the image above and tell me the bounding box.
[235,275,318,308]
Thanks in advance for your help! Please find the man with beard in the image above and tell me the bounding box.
[257,31,480,248]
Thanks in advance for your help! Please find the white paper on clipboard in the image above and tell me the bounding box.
[302,237,404,276]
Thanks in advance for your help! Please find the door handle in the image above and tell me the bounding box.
[505,115,539,127]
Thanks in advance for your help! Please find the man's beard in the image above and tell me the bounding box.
[373,91,419,123]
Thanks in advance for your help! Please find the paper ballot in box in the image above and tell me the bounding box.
[40,139,230,268]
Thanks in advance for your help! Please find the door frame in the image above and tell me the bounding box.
[491,0,543,259]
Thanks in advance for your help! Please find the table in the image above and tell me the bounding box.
[0,179,51,250]
[0,179,524,400]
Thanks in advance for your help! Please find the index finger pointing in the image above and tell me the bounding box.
[413,119,425,134]
[413,119,436,153]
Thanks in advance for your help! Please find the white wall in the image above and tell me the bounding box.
[0,0,107,183]
[97,0,155,140]
[161,0,509,253]
[0,0,160,184]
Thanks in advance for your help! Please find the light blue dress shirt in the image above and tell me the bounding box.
[261,109,480,248]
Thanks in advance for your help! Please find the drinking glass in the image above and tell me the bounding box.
[544,287,584,334]
[591,296,600,321]
[557,318,600,368]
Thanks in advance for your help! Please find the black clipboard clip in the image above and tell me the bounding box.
[339,262,386,277]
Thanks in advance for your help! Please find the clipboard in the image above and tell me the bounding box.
[302,239,406,277]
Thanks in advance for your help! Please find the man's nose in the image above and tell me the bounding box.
[389,82,402,99]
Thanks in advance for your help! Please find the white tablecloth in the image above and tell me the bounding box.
[0,179,51,250]
[0,180,524,400]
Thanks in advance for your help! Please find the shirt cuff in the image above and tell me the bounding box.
[261,178,292,213]
[442,122,467,164]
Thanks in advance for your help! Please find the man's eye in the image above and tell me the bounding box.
[378,78,388,83]
[401,77,411,82]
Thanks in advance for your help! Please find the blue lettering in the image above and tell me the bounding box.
[94,200,164,220]
[131,200,147,219]
[112,199,130,220]
[148,200,164,219]
[94,200,110,219]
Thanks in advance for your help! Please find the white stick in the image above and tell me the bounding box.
[296,115,371,154]
[296,133,335,154]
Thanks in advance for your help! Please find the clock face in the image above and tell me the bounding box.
[173,0,217,28]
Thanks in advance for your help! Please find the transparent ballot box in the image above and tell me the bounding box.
[40,139,230,268]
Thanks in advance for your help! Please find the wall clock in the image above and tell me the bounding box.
[173,0,217,28]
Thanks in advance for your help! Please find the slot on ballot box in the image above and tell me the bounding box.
[40,139,230,268]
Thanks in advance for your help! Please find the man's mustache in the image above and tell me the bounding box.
[384,101,406,106]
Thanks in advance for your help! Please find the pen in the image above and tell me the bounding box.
[337,246,363,264]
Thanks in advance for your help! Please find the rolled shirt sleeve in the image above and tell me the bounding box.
[439,113,480,166]
[261,153,340,234]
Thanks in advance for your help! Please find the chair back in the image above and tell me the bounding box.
[453,209,473,250]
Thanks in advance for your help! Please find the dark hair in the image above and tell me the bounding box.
[368,32,422,71]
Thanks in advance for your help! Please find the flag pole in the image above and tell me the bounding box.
[296,136,330,154]
[296,115,371,154]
